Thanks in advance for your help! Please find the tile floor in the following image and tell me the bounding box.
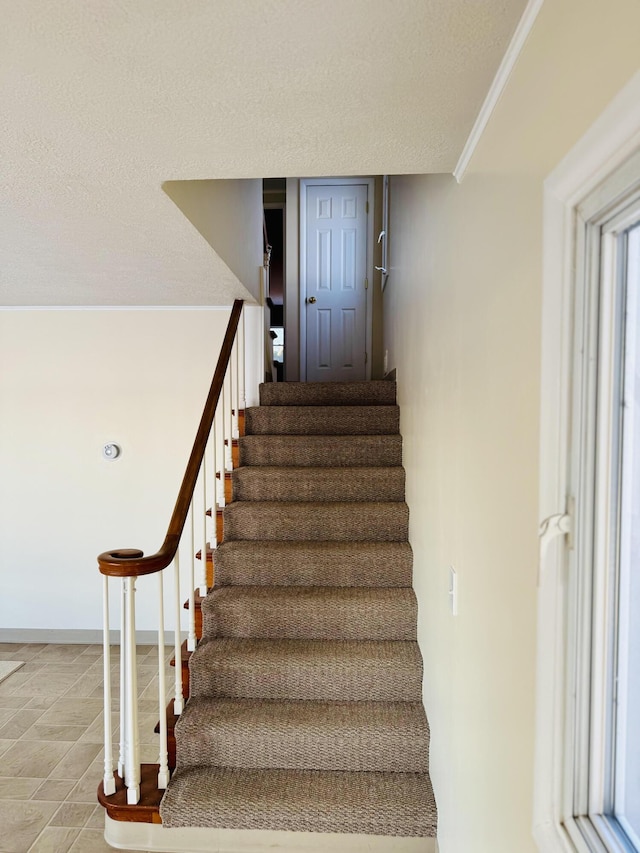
[0,642,173,853]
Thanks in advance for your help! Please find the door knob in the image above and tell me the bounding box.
[307,296,317,304]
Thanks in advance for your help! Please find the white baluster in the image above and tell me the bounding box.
[123,577,140,805]
[232,336,239,439]
[216,409,226,509]
[157,572,169,789]
[211,419,219,558]
[200,460,208,597]
[102,576,116,796]
[173,554,184,715]
[187,503,196,653]
[224,372,233,472]
[118,581,126,778]
[239,307,246,416]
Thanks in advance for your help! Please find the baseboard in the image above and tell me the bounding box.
[0,629,186,645]
[105,815,437,853]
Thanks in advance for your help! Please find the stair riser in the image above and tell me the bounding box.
[245,406,400,436]
[223,503,409,542]
[202,597,417,641]
[213,542,414,587]
[232,468,405,503]
[259,381,397,407]
[239,435,403,468]
[189,662,423,704]
[176,725,428,774]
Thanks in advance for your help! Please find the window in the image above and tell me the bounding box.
[566,172,640,852]
[534,73,640,853]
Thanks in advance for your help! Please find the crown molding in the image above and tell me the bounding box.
[453,0,544,182]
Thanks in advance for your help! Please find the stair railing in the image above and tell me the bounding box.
[97,299,245,805]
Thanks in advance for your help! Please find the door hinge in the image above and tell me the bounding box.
[366,201,369,214]
[365,352,368,364]
[364,278,369,290]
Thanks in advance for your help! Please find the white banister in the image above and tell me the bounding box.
[224,372,233,472]
[173,554,184,715]
[232,335,240,439]
[211,419,219,559]
[102,576,116,796]
[187,504,196,652]
[157,572,169,789]
[239,309,246,414]
[216,407,226,509]
[200,460,208,596]
[118,581,126,778]
[123,577,140,805]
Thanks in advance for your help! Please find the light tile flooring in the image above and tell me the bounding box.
[0,642,173,853]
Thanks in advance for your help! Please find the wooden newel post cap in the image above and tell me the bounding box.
[102,549,144,560]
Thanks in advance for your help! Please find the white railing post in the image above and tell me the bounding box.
[211,421,219,558]
[232,336,240,439]
[123,577,140,805]
[187,503,196,652]
[216,409,226,510]
[173,554,184,715]
[102,576,116,796]
[118,581,126,778]
[224,371,233,472]
[200,460,208,596]
[157,572,169,789]
[239,307,246,414]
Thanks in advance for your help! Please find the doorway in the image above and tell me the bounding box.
[299,178,374,381]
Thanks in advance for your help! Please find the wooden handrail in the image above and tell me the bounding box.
[98,300,244,578]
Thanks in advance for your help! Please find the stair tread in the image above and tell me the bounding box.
[245,405,399,436]
[232,466,405,502]
[201,585,417,641]
[213,540,413,587]
[176,696,429,774]
[160,765,437,837]
[223,500,409,542]
[189,637,423,702]
[259,380,396,408]
[239,434,403,467]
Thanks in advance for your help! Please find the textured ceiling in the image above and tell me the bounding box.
[0,0,527,306]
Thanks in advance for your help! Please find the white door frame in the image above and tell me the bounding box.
[299,177,375,381]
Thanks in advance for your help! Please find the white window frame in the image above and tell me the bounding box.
[534,70,640,853]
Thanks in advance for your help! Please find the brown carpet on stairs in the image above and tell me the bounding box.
[160,380,437,838]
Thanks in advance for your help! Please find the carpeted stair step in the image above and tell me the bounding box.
[259,380,396,408]
[160,765,437,837]
[189,638,423,702]
[245,405,399,436]
[175,697,429,773]
[201,586,417,641]
[232,466,405,503]
[213,540,413,587]
[239,434,403,468]
[223,501,409,542]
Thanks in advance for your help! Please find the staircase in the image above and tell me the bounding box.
[159,380,437,843]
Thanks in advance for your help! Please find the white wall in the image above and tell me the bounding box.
[383,1,640,851]
[0,308,259,637]
[162,179,263,301]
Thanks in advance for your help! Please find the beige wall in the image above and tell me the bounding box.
[0,309,241,636]
[163,179,263,301]
[383,1,640,851]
